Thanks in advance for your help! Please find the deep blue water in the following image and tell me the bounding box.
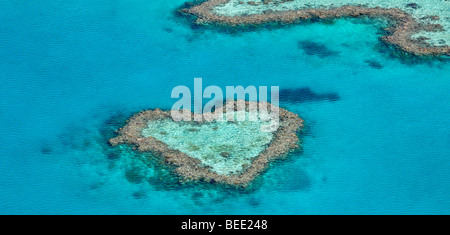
[0,1,449,214]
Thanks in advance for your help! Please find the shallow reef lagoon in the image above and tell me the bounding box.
[1,0,450,214]
[142,110,275,176]
[215,0,450,46]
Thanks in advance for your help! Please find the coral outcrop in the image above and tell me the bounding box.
[110,100,304,187]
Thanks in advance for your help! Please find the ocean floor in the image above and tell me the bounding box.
[141,111,275,175]
[0,0,449,214]
[214,0,450,46]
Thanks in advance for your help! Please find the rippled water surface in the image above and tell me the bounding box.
[0,0,449,214]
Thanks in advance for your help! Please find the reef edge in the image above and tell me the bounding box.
[109,100,304,188]
[178,0,450,56]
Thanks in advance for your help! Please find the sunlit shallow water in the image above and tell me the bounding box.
[0,0,449,214]
[215,0,450,46]
[142,110,274,175]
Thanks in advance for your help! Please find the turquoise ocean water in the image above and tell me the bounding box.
[0,1,449,214]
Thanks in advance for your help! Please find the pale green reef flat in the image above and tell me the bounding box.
[214,0,450,46]
[142,111,275,175]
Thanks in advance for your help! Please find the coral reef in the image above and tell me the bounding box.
[109,100,304,188]
[178,0,450,56]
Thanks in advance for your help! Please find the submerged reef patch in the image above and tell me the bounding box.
[364,59,384,69]
[178,0,450,56]
[298,41,340,58]
[109,100,304,188]
[279,87,340,103]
